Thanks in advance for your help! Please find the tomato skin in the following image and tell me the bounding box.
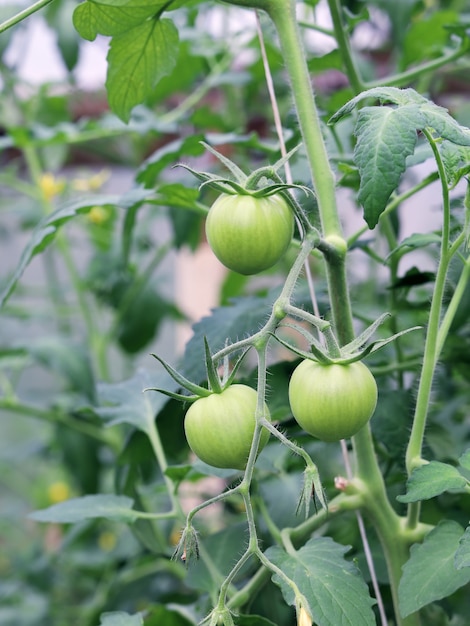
[184,384,270,470]
[288,361,377,442]
[205,193,294,275]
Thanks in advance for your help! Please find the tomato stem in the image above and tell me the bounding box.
[263,2,422,623]
[404,131,460,531]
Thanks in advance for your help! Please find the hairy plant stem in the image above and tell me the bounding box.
[326,0,363,93]
[0,0,54,34]
[265,1,421,623]
[0,399,119,450]
[405,132,456,531]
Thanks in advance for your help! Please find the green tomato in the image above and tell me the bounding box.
[288,360,378,442]
[184,384,270,470]
[205,193,294,275]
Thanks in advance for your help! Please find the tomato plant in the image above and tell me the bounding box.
[184,384,270,469]
[288,360,378,442]
[205,192,294,275]
[2,2,470,626]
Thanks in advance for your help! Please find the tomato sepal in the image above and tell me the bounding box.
[149,352,212,397]
[172,523,199,567]
[274,310,422,365]
[297,464,328,518]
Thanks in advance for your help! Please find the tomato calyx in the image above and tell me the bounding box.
[172,523,199,567]
[177,141,317,234]
[297,464,327,518]
[146,337,248,402]
[274,311,421,365]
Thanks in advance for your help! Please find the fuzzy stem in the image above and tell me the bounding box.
[405,132,453,481]
[264,2,420,623]
[0,0,54,34]
[326,0,363,93]
[266,1,340,238]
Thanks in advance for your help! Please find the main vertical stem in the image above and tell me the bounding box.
[265,2,420,624]
[265,0,355,343]
[266,2,340,238]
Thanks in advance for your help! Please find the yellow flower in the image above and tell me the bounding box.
[47,481,70,504]
[98,531,117,552]
[39,173,66,201]
[298,606,313,626]
[72,169,110,192]
[88,205,110,225]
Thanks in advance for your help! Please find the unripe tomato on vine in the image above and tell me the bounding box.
[184,384,270,470]
[205,193,294,275]
[288,360,378,442]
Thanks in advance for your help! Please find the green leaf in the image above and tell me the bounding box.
[396,461,468,503]
[117,286,182,354]
[458,449,470,471]
[0,189,154,309]
[354,104,423,228]
[106,19,179,122]
[144,605,196,625]
[29,337,96,401]
[96,368,178,434]
[420,100,470,146]
[390,266,435,289]
[181,291,280,382]
[99,611,144,626]
[0,196,114,308]
[73,0,160,41]
[328,86,424,125]
[137,135,206,186]
[29,494,137,524]
[266,537,376,626]
[388,233,442,258]
[399,520,470,617]
[371,389,414,457]
[329,87,470,226]
[156,183,206,214]
[402,11,459,68]
[440,141,470,188]
[455,526,470,569]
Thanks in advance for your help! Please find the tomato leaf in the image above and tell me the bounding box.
[73,0,159,40]
[396,461,468,503]
[137,135,206,187]
[0,194,121,309]
[402,11,459,68]
[28,337,96,402]
[106,19,179,122]
[354,104,423,228]
[1,187,154,309]
[440,141,470,188]
[29,494,138,524]
[458,448,470,471]
[455,526,470,569]
[96,368,177,435]
[398,520,470,617]
[266,537,376,626]
[328,87,470,227]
